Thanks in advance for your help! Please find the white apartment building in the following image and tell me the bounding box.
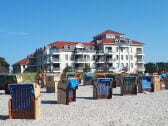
[13,30,145,74]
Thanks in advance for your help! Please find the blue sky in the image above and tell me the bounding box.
[0,0,168,67]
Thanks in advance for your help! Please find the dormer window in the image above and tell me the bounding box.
[64,45,68,49]
[50,46,58,53]
[106,34,115,39]
[85,46,90,50]
[70,46,74,49]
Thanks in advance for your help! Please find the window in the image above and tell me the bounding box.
[64,45,68,49]
[126,55,128,60]
[131,63,133,68]
[121,55,123,60]
[121,47,123,52]
[126,63,128,67]
[70,55,74,61]
[92,63,95,69]
[117,63,119,68]
[130,55,133,60]
[65,54,68,60]
[116,55,119,60]
[70,46,74,49]
[66,63,68,67]
[92,56,95,60]
[116,47,118,52]
[130,47,133,53]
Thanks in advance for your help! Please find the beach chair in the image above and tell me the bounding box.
[120,76,137,95]
[106,73,117,88]
[138,76,154,92]
[0,74,17,94]
[8,84,41,119]
[93,78,113,99]
[152,75,161,91]
[83,73,94,85]
[66,72,76,78]
[46,75,60,93]
[57,78,79,105]
[76,72,81,84]
[160,73,168,89]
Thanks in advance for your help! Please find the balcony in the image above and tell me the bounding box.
[52,58,60,63]
[74,49,96,54]
[137,59,145,63]
[75,58,90,63]
[104,50,116,54]
[96,50,104,55]
[137,50,144,55]
[75,67,84,72]
[106,58,116,63]
[28,63,36,66]
[96,59,105,63]
[52,67,61,72]
[109,67,116,71]
[50,50,60,55]
[96,67,104,71]
[137,67,145,72]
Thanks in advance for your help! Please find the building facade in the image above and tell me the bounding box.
[13,30,145,73]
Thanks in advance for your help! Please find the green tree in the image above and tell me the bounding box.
[0,57,10,73]
[144,62,157,73]
[156,62,168,74]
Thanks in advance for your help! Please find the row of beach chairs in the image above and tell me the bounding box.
[2,72,167,120]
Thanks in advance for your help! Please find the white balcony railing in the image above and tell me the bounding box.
[75,58,90,62]
[137,67,145,72]
[137,50,144,55]
[75,49,95,53]
[52,58,60,62]
[52,67,60,72]
[137,59,144,63]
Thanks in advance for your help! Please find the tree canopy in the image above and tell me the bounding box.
[0,57,10,73]
[145,62,168,74]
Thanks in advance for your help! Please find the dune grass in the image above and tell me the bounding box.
[16,72,37,83]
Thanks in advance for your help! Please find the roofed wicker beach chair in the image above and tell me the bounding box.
[83,73,94,85]
[57,77,79,105]
[138,76,154,93]
[93,78,113,99]
[120,76,137,95]
[8,84,41,119]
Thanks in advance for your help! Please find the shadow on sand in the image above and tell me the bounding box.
[76,97,93,100]
[41,100,57,104]
[0,115,8,120]
[113,93,122,96]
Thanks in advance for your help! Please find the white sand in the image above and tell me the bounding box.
[0,86,168,126]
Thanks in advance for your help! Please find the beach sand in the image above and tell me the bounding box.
[0,86,168,126]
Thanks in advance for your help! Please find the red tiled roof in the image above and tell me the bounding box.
[82,42,93,46]
[13,58,29,65]
[132,40,144,45]
[101,38,116,43]
[94,30,125,37]
[48,41,93,49]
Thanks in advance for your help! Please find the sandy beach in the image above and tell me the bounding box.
[0,86,168,126]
